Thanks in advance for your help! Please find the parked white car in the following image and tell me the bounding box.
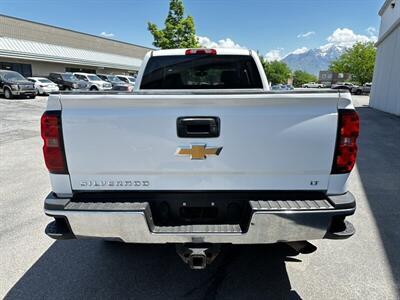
[116,75,136,85]
[27,77,59,95]
[73,73,112,91]
[302,82,324,88]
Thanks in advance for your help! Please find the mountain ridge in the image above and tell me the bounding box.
[282,44,347,76]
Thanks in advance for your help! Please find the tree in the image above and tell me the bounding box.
[259,56,291,85]
[329,42,376,84]
[148,0,200,49]
[292,70,317,87]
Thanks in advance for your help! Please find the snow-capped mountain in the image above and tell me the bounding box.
[282,44,347,76]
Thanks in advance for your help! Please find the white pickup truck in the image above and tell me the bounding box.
[42,48,359,269]
[302,82,325,88]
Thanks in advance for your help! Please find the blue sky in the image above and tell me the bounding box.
[0,0,383,57]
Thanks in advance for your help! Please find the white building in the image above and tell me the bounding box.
[0,15,151,77]
[370,0,400,115]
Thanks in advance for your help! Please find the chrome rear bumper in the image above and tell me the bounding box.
[44,192,355,244]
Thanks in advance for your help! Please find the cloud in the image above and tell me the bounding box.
[100,32,115,38]
[265,49,283,62]
[197,36,245,49]
[265,47,308,61]
[366,26,378,41]
[297,31,315,38]
[291,47,309,55]
[366,26,377,36]
[326,28,376,47]
[265,27,378,63]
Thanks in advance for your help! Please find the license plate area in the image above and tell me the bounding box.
[151,197,251,227]
[180,206,218,222]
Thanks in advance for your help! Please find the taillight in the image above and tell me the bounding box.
[40,111,68,174]
[185,48,217,55]
[331,109,360,174]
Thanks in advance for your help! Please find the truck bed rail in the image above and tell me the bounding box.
[50,89,347,96]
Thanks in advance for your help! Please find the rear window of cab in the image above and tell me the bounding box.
[141,55,263,89]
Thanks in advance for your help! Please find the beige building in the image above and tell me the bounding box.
[0,14,152,77]
[370,0,400,115]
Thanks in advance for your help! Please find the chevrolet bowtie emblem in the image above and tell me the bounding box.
[176,144,223,160]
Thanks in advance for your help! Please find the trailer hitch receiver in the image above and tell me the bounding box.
[176,244,221,270]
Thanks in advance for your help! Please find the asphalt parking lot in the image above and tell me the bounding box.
[0,95,399,299]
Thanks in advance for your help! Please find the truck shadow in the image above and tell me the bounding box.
[5,241,301,300]
[354,107,400,288]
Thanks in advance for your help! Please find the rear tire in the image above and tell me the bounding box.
[4,88,13,99]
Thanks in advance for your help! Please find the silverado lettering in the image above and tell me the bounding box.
[80,180,150,187]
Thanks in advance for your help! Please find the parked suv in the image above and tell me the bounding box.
[73,73,112,91]
[0,70,36,99]
[48,73,88,91]
[97,74,133,91]
[116,75,136,85]
[332,82,355,92]
[351,83,371,95]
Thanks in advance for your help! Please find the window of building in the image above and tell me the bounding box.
[65,67,96,74]
[0,62,32,77]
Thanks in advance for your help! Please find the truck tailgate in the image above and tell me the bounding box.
[60,92,339,191]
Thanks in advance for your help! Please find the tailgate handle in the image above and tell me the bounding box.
[177,117,220,138]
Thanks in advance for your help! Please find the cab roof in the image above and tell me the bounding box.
[151,48,252,57]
